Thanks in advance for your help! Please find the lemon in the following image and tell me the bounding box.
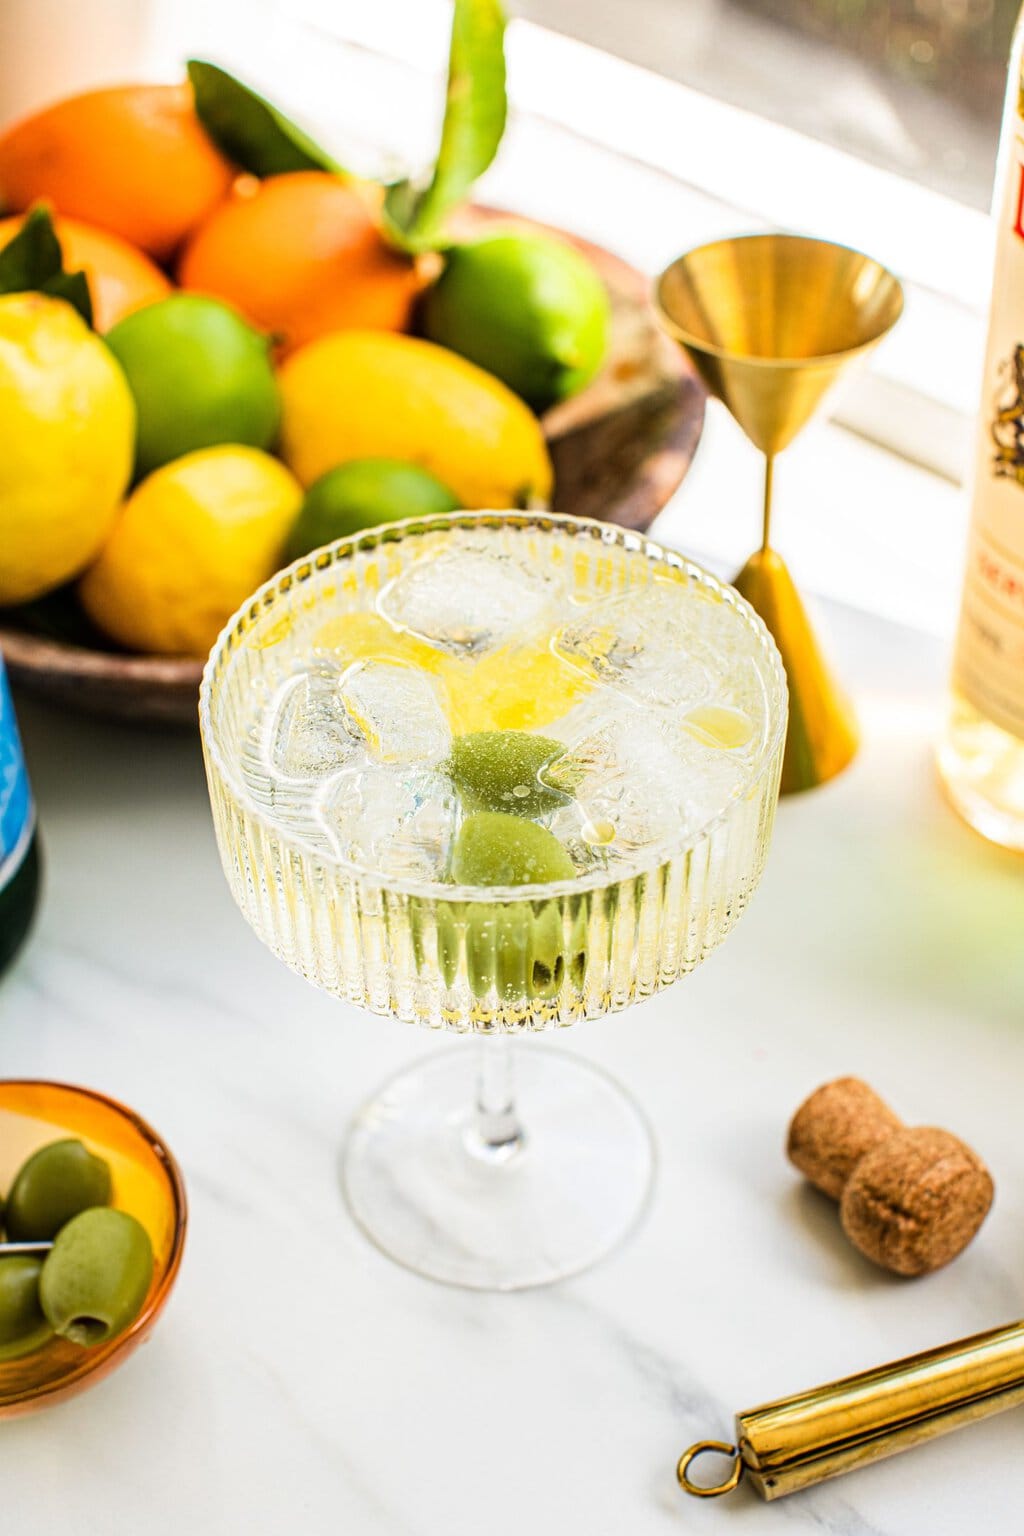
[421,233,611,412]
[313,616,591,735]
[79,445,302,657]
[681,704,755,750]
[278,330,553,508]
[440,639,592,735]
[0,293,135,605]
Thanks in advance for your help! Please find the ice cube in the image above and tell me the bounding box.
[553,584,714,710]
[545,711,689,860]
[673,732,750,833]
[340,661,450,764]
[671,585,773,729]
[269,668,363,781]
[545,702,750,863]
[378,544,561,657]
[316,763,458,882]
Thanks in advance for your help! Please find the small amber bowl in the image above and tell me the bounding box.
[0,1080,187,1417]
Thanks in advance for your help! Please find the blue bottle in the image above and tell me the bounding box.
[0,656,40,975]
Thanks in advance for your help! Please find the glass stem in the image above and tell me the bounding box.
[472,1033,524,1159]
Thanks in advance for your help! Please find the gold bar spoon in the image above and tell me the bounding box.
[679,1319,1024,1500]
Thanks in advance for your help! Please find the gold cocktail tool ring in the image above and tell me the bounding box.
[678,1318,1024,1501]
[676,1440,744,1497]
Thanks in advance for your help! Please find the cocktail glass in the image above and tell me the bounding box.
[199,512,787,1290]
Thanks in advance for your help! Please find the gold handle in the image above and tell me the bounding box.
[678,1319,1024,1501]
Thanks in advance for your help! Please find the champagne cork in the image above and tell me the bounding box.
[787,1077,994,1277]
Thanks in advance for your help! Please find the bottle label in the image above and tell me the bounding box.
[0,660,34,892]
[954,95,1024,741]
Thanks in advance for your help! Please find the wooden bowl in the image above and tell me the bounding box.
[0,213,704,725]
[0,1080,187,1418]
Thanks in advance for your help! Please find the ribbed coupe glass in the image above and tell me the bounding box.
[200,513,786,1289]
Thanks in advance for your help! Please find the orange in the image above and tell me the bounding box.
[0,84,234,260]
[0,214,171,332]
[178,171,420,352]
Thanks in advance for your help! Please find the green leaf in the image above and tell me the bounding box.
[383,0,507,254]
[0,204,93,325]
[0,204,63,291]
[188,59,345,178]
[41,269,93,327]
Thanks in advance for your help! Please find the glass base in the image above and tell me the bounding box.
[342,1045,655,1291]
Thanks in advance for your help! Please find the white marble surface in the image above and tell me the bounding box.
[2,589,1024,1534]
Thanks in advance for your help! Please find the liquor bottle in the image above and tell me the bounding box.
[0,654,40,975]
[939,8,1024,849]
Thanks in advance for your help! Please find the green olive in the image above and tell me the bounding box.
[39,1208,153,1348]
[5,1138,112,1242]
[451,812,576,887]
[0,1256,53,1361]
[447,731,568,818]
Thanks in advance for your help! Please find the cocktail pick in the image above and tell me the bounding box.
[655,234,903,793]
[677,1319,1024,1500]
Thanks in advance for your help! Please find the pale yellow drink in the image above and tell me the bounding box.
[201,513,785,1031]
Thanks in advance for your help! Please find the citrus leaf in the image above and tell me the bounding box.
[0,204,63,290]
[383,0,507,254]
[41,269,93,327]
[188,60,345,178]
[0,205,93,325]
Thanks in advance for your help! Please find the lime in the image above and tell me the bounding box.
[285,458,459,561]
[105,293,280,477]
[451,812,575,886]
[420,232,611,413]
[448,731,568,818]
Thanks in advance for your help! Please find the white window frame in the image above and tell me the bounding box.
[295,0,995,486]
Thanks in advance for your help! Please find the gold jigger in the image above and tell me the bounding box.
[655,234,904,793]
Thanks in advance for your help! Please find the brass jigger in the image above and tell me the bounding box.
[655,234,904,793]
[677,1318,1024,1501]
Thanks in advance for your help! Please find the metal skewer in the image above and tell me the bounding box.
[0,1241,54,1256]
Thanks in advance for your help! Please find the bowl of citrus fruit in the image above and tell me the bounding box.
[0,2,704,724]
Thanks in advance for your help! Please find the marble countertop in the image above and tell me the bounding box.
[3,586,1024,1535]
